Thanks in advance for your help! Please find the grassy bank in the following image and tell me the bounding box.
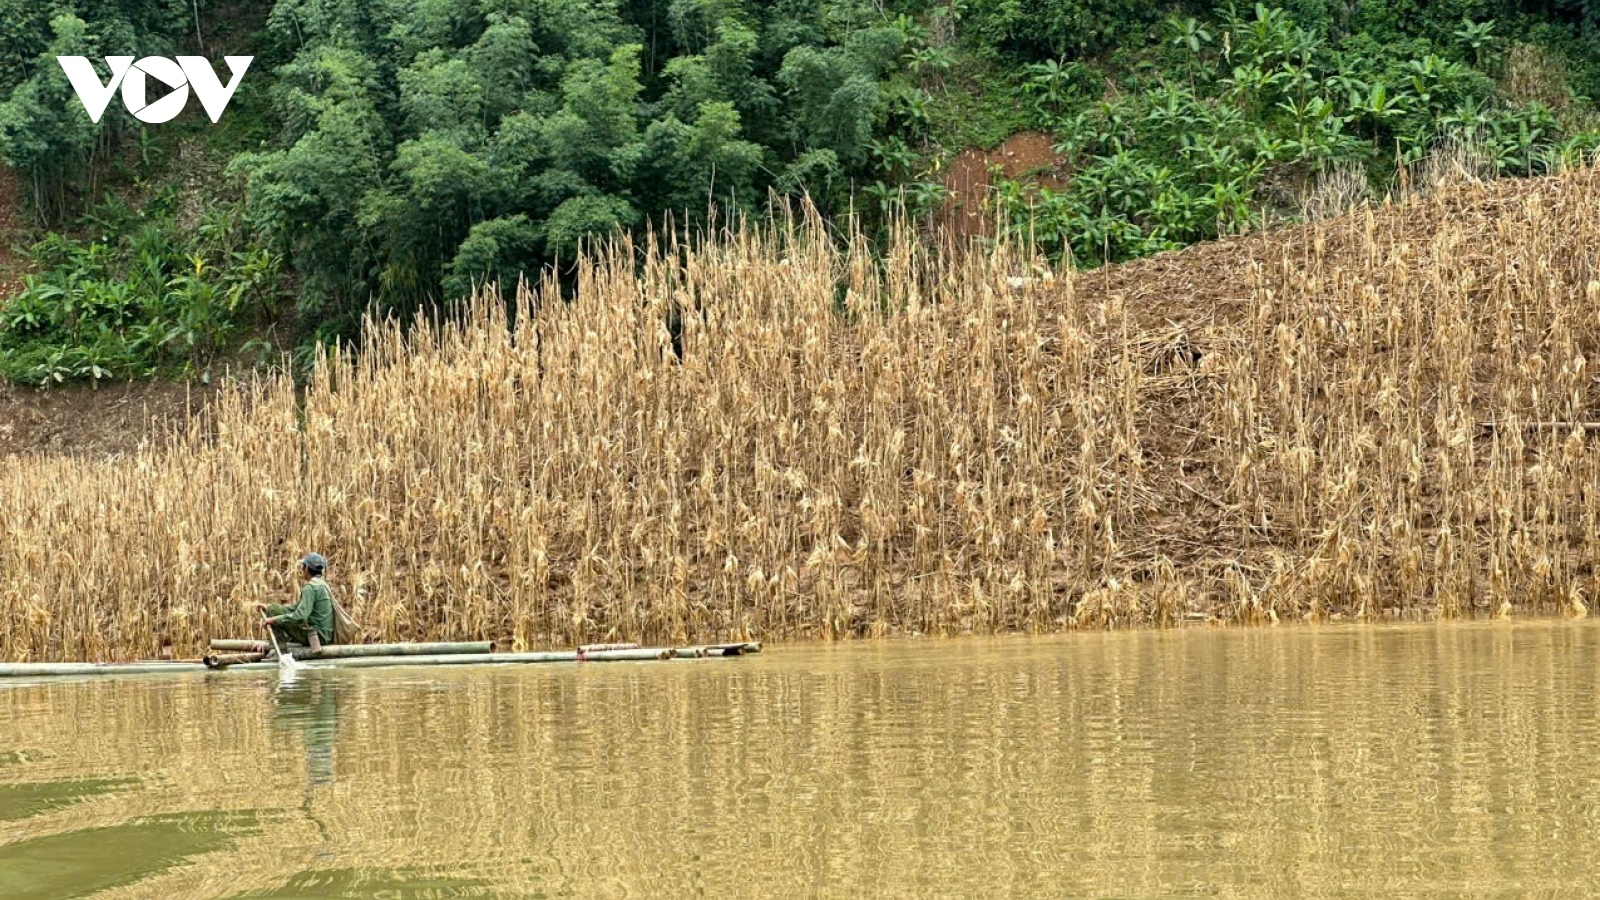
[5,168,1600,661]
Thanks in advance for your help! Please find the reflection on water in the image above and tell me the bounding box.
[0,777,136,822]
[5,621,1600,897]
[0,812,256,899]
[270,674,342,789]
[219,867,493,899]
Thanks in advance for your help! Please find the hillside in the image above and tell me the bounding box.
[3,0,1600,387]
[3,167,1599,661]
[1071,168,1600,618]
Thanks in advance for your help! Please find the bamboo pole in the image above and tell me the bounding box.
[288,642,495,659]
[208,640,494,658]
[204,652,266,668]
[226,648,673,670]
[670,644,762,657]
[0,643,760,678]
[0,661,202,677]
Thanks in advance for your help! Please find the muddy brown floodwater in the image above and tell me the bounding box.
[5,621,1600,898]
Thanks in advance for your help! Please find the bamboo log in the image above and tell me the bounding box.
[585,648,673,661]
[208,640,493,658]
[210,639,747,657]
[706,642,762,655]
[671,643,761,658]
[291,642,495,660]
[224,648,674,670]
[0,662,200,678]
[0,642,761,678]
[204,653,266,668]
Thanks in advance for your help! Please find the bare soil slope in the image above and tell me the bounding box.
[0,381,216,456]
[938,131,1067,238]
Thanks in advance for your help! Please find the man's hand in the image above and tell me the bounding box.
[262,617,278,627]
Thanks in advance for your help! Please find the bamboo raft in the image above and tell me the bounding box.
[0,640,763,679]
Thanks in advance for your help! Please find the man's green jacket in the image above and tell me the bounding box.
[278,577,336,644]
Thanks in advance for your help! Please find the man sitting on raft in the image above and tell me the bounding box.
[259,553,337,654]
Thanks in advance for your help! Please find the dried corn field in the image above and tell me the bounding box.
[6,172,1600,662]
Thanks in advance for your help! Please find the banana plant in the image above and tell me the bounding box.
[868,137,919,179]
[1405,55,1478,114]
[1487,103,1557,174]
[1438,97,1490,136]
[1145,84,1204,140]
[1453,18,1497,68]
[1225,63,1290,114]
[1209,172,1262,234]
[890,13,930,48]
[906,47,954,84]
[1231,4,1308,69]
[1167,16,1214,54]
[1351,81,1407,133]
[1051,111,1101,161]
[889,89,933,140]
[1092,100,1135,154]
[1023,59,1080,119]
[1164,16,1213,87]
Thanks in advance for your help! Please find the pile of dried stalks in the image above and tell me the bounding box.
[5,172,1600,661]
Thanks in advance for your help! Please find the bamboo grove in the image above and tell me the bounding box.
[6,169,1600,661]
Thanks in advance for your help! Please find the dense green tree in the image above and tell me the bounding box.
[228,0,914,328]
[0,6,179,223]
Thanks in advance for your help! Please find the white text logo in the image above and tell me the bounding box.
[56,56,252,124]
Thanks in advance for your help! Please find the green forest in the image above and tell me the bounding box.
[0,0,1595,383]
